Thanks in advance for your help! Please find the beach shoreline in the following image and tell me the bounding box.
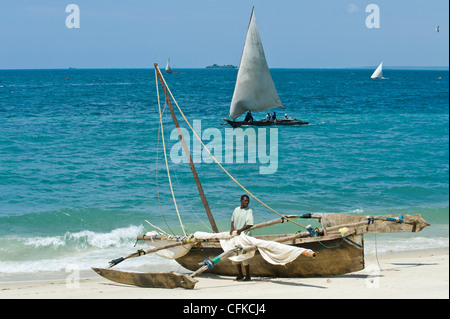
[1,247,447,299]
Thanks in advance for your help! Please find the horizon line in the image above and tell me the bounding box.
[0,66,449,71]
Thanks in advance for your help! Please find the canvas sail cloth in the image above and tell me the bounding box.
[229,10,284,120]
[144,231,193,259]
[194,231,312,265]
[371,61,383,79]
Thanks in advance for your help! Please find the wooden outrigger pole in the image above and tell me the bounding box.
[154,63,219,233]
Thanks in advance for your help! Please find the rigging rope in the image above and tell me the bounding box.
[155,65,307,230]
[154,101,210,234]
[155,68,186,236]
[373,219,382,270]
[145,219,171,237]
[155,101,176,236]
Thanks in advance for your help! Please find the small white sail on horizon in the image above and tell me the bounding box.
[165,59,173,73]
[370,61,383,79]
[229,8,283,120]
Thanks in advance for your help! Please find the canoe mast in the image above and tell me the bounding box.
[154,63,219,233]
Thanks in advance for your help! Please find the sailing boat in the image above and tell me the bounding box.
[370,61,383,79]
[92,62,430,289]
[222,8,308,128]
[165,58,173,73]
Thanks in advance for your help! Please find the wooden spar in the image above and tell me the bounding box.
[108,240,192,267]
[154,63,219,233]
[249,215,300,231]
[135,215,302,241]
[190,247,242,278]
[322,214,430,233]
[135,213,427,243]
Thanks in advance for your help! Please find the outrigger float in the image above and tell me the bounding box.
[92,62,430,289]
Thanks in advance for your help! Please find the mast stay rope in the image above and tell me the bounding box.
[155,68,187,236]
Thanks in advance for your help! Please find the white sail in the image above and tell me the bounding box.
[229,8,283,120]
[165,59,173,73]
[370,61,383,79]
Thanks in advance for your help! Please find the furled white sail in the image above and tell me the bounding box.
[165,59,173,73]
[229,8,283,120]
[370,61,383,79]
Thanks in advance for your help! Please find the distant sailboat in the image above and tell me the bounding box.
[436,25,439,32]
[165,59,173,73]
[223,7,308,127]
[370,61,383,79]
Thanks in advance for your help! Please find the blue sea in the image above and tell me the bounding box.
[0,68,448,280]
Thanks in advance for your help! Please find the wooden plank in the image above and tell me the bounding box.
[322,214,430,233]
[92,268,198,289]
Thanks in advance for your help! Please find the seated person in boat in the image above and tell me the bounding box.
[243,111,254,123]
[271,112,277,121]
[229,194,254,281]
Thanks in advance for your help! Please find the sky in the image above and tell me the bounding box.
[0,0,448,69]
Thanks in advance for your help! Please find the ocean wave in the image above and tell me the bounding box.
[21,225,144,250]
[0,246,180,274]
[23,236,66,249]
[19,225,144,249]
[364,236,449,255]
[0,224,180,274]
[0,224,147,266]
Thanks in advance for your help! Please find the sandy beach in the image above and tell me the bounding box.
[1,248,447,300]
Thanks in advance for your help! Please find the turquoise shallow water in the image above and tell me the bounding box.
[0,68,448,275]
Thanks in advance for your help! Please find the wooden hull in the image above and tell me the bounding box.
[176,233,365,277]
[92,268,198,289]
[223,118,309,128]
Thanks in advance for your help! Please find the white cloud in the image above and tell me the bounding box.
[347,4,361,14]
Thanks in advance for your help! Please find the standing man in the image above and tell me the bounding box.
[229,194,254,281]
